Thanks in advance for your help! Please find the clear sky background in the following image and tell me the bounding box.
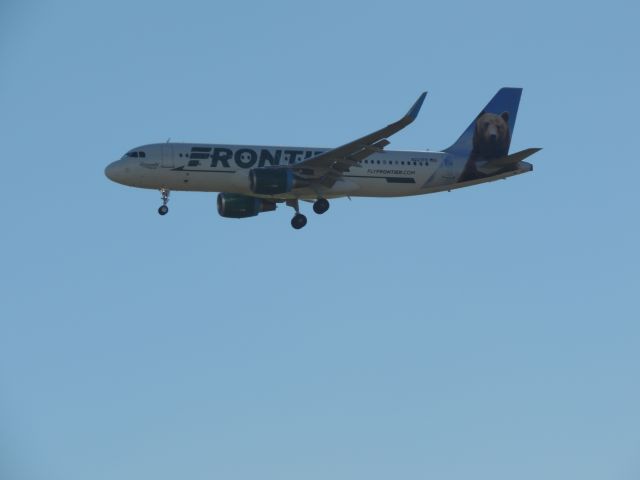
[1,1,639,479]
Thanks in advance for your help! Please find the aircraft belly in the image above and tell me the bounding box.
[164,169,249,192]
[340,169,430,197]
[353,181,420,197]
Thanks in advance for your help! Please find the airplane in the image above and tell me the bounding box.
[105,88,540,229]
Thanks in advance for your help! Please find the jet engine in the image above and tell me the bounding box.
[217,193,276,219]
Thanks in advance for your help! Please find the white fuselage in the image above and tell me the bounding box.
[105,142,532,200]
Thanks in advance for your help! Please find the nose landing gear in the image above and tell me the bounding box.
[158,188,170,215]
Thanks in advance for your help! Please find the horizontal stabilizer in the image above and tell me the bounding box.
[484,147,541,169]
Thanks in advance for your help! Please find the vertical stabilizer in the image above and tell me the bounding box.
[444,88,523,182]
[444,88,522,156]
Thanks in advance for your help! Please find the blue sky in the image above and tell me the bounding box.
[1,1,639,479]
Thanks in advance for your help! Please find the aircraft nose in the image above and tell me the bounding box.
[105,160,126,184]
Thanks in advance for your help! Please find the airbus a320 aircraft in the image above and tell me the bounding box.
[105,88,540,229]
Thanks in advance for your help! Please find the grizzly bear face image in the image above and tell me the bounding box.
[457,110,512,182]
[472,111,511,159]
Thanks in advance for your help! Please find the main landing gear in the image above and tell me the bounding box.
[287,199,307,230]
[286,198,330,229]
[313,198,330,215]
[158,188,170,215]
[291,213,307,229]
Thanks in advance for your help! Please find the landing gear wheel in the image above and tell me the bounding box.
[313,198,330,215]
[158,188,170,216]
[291,213,307,230]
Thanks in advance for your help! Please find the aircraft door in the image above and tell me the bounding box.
[161,144,174,168]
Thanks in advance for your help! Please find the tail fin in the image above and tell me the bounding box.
[444,87,522,156]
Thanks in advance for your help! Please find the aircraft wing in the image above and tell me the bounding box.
[293,92,427,187]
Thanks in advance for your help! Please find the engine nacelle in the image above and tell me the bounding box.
[249,168,294,195]
[217,193,276,219]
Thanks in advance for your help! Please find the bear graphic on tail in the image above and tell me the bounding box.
[458,110,511,182]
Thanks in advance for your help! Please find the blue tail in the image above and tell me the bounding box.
[444,87,522,157]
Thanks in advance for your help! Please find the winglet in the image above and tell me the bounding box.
[405,92,427,121]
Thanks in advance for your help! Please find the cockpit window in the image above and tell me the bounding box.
[125,151,146,158]
[127,151,139,158]
[139,151,146,158]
